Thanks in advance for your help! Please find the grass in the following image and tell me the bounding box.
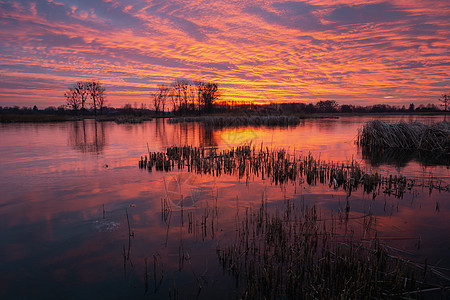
[357,120,450,154]
[217,197,449,299]
[141,145,450,298]
[96,115,153,123]
[139,145,449,194]
[168,115,301,127]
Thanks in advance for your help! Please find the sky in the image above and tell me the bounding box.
[0,0,449,109]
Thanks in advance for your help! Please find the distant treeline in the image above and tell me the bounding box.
[273,100,443,114]
[0,100,446,117]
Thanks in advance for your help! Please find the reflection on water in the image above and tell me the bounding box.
[150,118,218,148]
[68,119,107,154]
[361,147,450,167]
[0,115,449,299]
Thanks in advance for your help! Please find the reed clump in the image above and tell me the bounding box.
[217,199,447,299]
[96,115,153,123]
[357,120,450,153]
[168,115,301,127]
[139,145,449,194]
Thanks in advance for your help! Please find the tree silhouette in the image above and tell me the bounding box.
[440,93,449,112]
[64,87,81,111]
[201,82,219,113]
[64,80,105,114]
[153,84,170,115]
[315,100,338,113]
[74,81,89,110]
[86,80,105,115]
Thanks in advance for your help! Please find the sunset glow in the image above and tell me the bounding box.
[0,0,449,108]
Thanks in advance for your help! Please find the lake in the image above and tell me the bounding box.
[0,115,449,299]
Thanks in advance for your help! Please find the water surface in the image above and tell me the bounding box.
[0,115,448,298]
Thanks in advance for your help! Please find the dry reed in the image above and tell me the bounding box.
[146,145,450,298]
[139,145,449,194]
[217,198,449,299]
[357,120,450,153]
[168,115,301,127]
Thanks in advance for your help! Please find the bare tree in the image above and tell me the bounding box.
[74,81,89,110]
[202,82,219,113]
[177,79,190,112]
[195,81,205,111]
[159,84,169,115]
[152,93,161,114]
[171,81,183,113]
[315,100,338,113]
[86,80,105,115]
[166,80,219,114]
[440,93,449,112]
[152,85,170,115]
[64,87,81,111]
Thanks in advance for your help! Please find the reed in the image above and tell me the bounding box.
[140,145,449,194]
[168,115,301,127]
[217,198,447,299]
[96,115,153,123]
[357,120,450,153]
[148,147,449,298]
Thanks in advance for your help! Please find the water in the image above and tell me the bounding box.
[0,116,449,298]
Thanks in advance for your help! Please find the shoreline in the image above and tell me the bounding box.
[1,111,448,123]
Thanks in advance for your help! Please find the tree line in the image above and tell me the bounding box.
[275,100,445,114]
[65,80,106,115]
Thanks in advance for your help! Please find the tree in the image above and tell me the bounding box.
[171,81,183,113]
[152,93,161,114]
[340,104,353,113]
[152,85,170,115]
[315,100,338,113]
[439,93,449,112]
[74,81,89,110]
[165,80,220,114]
[201,82,219,113]
[178,79,190,112]
[86,80,105,115]
[64,80,105,113]
[64,87,81,111]
[159,84,169,115]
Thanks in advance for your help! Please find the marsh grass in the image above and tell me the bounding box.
[357,120,450,154]
[168,115,301,127]
[216,198,449,299]
[139,145,449,194]
[95,115,153,123]
[140,145,449,298]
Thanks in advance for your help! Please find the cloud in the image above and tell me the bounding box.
[326,2,408,25]
[429,80,450,87]
[0,0,448,107]
[246,1,324,31]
